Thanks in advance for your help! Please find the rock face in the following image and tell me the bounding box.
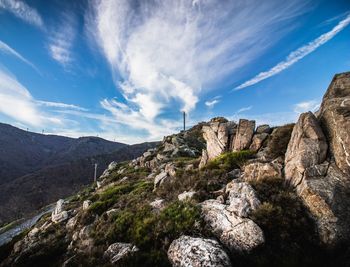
[244,161,282,182]
[285,112,328,187]
[201,199,264,252]
[202,120,236,160]
[225,181,261,217]
[249,133,269,152]
[233,119,255,151]
[104,242,139,264]
[167,235,231,267]
[318,72,350,175]
[51,199,68,223]
[285,106,350,245]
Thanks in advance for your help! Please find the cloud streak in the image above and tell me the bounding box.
[235,13,350,90]
[0,0,43,28]
[0,40,40,74]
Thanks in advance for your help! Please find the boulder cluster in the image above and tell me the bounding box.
[2,72,350,267]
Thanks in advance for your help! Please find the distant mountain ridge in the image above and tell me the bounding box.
[0,123,159,224]
[0,123,126,185]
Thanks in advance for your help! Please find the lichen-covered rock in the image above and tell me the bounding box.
[249,133,269,152]
[150,198,166,211]
[82,200,92,210]
[178,191,196,201]
[201,199,264,252]
[51,199,68,223]
[202,121,236,160]
[167,235,231,267]
[199,149,209,169]
[154,171,169,189]
[233,119,255,151]
[285,112,328,187]
[225,181,261,217]
[256,124,272,134]
[318,72,350,175]
[244,161,282,182]
[104,242,139,264]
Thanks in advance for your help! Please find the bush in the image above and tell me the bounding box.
[205,150,254,171]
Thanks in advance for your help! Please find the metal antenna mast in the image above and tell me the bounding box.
[94,163,98,182]
[183,111,186,131]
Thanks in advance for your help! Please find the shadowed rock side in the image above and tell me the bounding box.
[1,72,350,267]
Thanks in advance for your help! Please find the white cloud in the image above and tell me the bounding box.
[48,12,76,66]
[0,0,43,28]
[236,106,253,114]
[0,40,40,74]
[0,68,42,125]
[88,0,308,139]
[293,100,320,114]
[205,99,220,108]
[235,13,350,90]
[37,100,88,111]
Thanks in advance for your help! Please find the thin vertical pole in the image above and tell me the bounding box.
[183,111,186,131]
[94,163,98,182]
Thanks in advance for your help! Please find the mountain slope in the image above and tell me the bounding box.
[0,123,126,185]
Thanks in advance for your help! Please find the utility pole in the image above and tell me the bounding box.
[94,163,98,182]
[183,111,186,131]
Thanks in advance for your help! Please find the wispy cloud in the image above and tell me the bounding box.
[48,11,76,66]
[0,40,40,74]
[235,12,350,90]
[37,100,88,111]
[0,67,43,126]
[205,99,220,108]
[236,106,253,114]
[293,100,320,113]
[88,0,308,139]
[0,0,43,28]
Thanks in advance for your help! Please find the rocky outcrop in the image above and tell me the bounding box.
[51,199,68,223]
[244,161,282,182]
[318,72,350,175]
[104,242,139,264]
[233,119,255,151]
[202,120,236,160]
[201,199,264,253]
[225,181,261,217]
[167,235,231,267]
[285,112,328,187]
[249,133,269,152]
[285,107,350,245]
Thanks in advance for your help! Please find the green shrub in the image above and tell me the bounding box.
[206,150,254,171]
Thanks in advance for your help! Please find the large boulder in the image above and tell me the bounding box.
[285,108,350,245]
[201,199,264,253]
[167,235,231,267]
[244,161,282,182]
[285,112,328,187]
[51,199,68,223]
[202,121,236,160]
[233,119,255,151]
[249,133,269,152]
[318,72,350,175]
[225,181,261,217]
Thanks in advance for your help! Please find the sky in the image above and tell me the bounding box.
[0,0,349,144]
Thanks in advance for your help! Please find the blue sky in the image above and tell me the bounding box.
[0,0,349,144]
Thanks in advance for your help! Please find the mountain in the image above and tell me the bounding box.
[0,124,159,224]
[0,123,125,185]
[1,72,350,267]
